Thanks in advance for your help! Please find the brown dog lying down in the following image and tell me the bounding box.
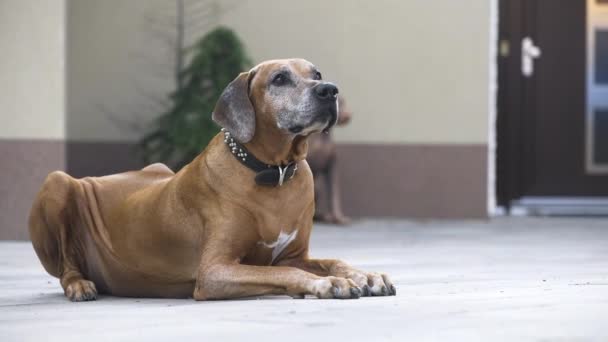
[307,96,352,224]
[28,59,395,301]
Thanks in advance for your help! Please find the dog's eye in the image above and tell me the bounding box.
[272,73,288,86]
[313,71,322,80]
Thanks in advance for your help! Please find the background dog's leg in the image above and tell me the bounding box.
[29,171,97,302]
[312,172,326,221]
[193,264,361,300]
[277,258,396,297]
[327,160,350,224]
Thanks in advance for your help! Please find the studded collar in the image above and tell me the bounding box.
[221,128,298,187]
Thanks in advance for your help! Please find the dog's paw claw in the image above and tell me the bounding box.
[362,284,371,296]
[390,284,397,296]
[380,286,388,296]
[315,277,361,299]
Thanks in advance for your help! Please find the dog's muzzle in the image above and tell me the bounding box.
[313,82,339,132]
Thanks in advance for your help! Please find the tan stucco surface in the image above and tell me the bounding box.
[66,0,492,144]
[0,0,66,139]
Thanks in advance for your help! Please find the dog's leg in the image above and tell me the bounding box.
[29,171,97,302]
[277,258,395,297]
[193,263,362,300]
[326,159,350,225]
[313,172,329,221]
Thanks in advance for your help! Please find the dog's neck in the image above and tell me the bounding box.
[244,131,309,166]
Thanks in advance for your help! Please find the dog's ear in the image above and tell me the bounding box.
[212,72,256,143]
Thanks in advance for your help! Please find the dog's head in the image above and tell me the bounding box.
[212,59,339,143]
[337,96,352,126]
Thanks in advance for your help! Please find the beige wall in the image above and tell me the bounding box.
[0,0,67,239]
[0,0,66,140]
[66,0,491,145]
[220,0,491,144]
[0,0,494,235]
[67,0,173,142]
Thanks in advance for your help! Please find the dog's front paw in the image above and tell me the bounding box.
[332,214,351,225]
[311,276,361,299]
[346,271,396,297]
[64,279,97,302]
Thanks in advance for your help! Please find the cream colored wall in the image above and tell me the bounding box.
[66,0,491,145]
[0,0,66,140]
[67,0,174,142]
[220,0,491,144]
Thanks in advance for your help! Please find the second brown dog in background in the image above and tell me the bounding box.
[307,96,352,225]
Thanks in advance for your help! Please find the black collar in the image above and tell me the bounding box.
[222,128,298,187]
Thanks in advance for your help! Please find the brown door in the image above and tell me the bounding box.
[497,0,608,206]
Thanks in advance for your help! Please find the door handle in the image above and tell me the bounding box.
[522,37,542,77]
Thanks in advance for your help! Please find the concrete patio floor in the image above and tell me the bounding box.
[1,217,608,341]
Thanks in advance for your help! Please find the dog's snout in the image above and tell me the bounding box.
[314,83,339,102]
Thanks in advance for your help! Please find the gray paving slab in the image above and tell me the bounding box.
[1,217,608,341]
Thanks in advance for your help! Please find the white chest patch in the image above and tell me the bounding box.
[259,229,299,263]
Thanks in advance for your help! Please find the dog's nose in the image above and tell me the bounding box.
[314,83,339,102]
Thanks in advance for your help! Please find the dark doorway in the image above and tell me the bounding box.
[497,0,608,210]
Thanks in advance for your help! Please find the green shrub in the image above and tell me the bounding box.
[140,27,251,170]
